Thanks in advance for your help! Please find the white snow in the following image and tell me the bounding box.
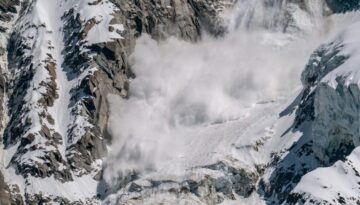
[104,2,360,204]
[2,0,124,202]
[293,147,360,203]
[2,0,360,203]
[26,174,99,202]
[321,20,360,88]
[73,0,124,44]
[104,29,314,183]
[0,0,22,173]
[104,0,328,190]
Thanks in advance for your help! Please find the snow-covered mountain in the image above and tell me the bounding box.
[0,0,360,204]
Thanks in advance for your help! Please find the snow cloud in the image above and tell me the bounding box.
[102,1,360,188]
[103,28,322,185]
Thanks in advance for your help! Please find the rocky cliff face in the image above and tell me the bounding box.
[326,0,360,12]
[287,20,360,205]
[0,0,360,204]
[258,21,360,204]
[0,0,237,204]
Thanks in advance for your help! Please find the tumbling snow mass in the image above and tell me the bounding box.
[0,0,360,204]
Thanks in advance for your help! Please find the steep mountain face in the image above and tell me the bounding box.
[101,1,360,205]
[0,0,360,204]
[326,0,360,12]
[289,20,360,205]
[259,21,360,204]
[0,0,237,203]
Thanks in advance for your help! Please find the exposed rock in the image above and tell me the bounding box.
[0,172,12,205]
[259,25,360,204]
[4,22,70,181]
[81,0,237,146]
[0,13,12,22]
[0,26,6,33]
[54,0,237,180]
[103,159,259,204]
[204,161,258,197]
[81,17,97,40]
[326,0,360,13]
[24,193,96,205]
[298,40,359,165]
[188,0,235,36]
[0,0,20,14]
[4,0,356,204]
[0,172,24,205]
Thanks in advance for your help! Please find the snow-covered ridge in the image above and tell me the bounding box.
[2,0,124,203]
[320,21,360,88]
[281,12,360,204]
[1,0,360,204]
[294,147,360,204]
[1,0,241,203]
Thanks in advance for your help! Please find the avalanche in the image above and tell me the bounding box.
[1,0,360,204]
[103,1,360,204]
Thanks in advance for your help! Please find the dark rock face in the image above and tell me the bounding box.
[102,160,259,204]
[0,0,20,14]
[2,0,358,203]
[0,0,24,204]
[66,0,236,180]
[0,172,24,205]
[110,0,234,41]
[298,39,359,165]
[57,0,237,180]
[5,18,72,184]
[259,32,360,205]
[0,0,237,203]
[204,162,258,197]
[260,86,360,205]
[326,0,360,13]
[310,84,359,163]
[24,194,88,205]
[111,0,199,41]
[0,172,11,204]
[295,41,348,129]
[0,0,19,24]
[60,7,110,177]
[80,0,236,147]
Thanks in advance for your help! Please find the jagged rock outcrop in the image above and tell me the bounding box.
[0,0,19,22]
[0,0,25,203]
[0,0,360,204]
[63,0,237,178]
[85,0,237,142]
[326,0,360,13]
[259,20,360,205]
[103,159,260,205]
[298,41,359,164]
[0,172,23,205]
[0,0,238,203]
[99,1,360,204]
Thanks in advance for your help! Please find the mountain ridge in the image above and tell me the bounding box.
[0,0,360,204]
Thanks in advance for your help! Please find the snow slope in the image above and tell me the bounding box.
[294,147,360,204]
[2,0,124,202]
[103,2,360,204]
[2,0,360,204]
[321,21,360,88]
